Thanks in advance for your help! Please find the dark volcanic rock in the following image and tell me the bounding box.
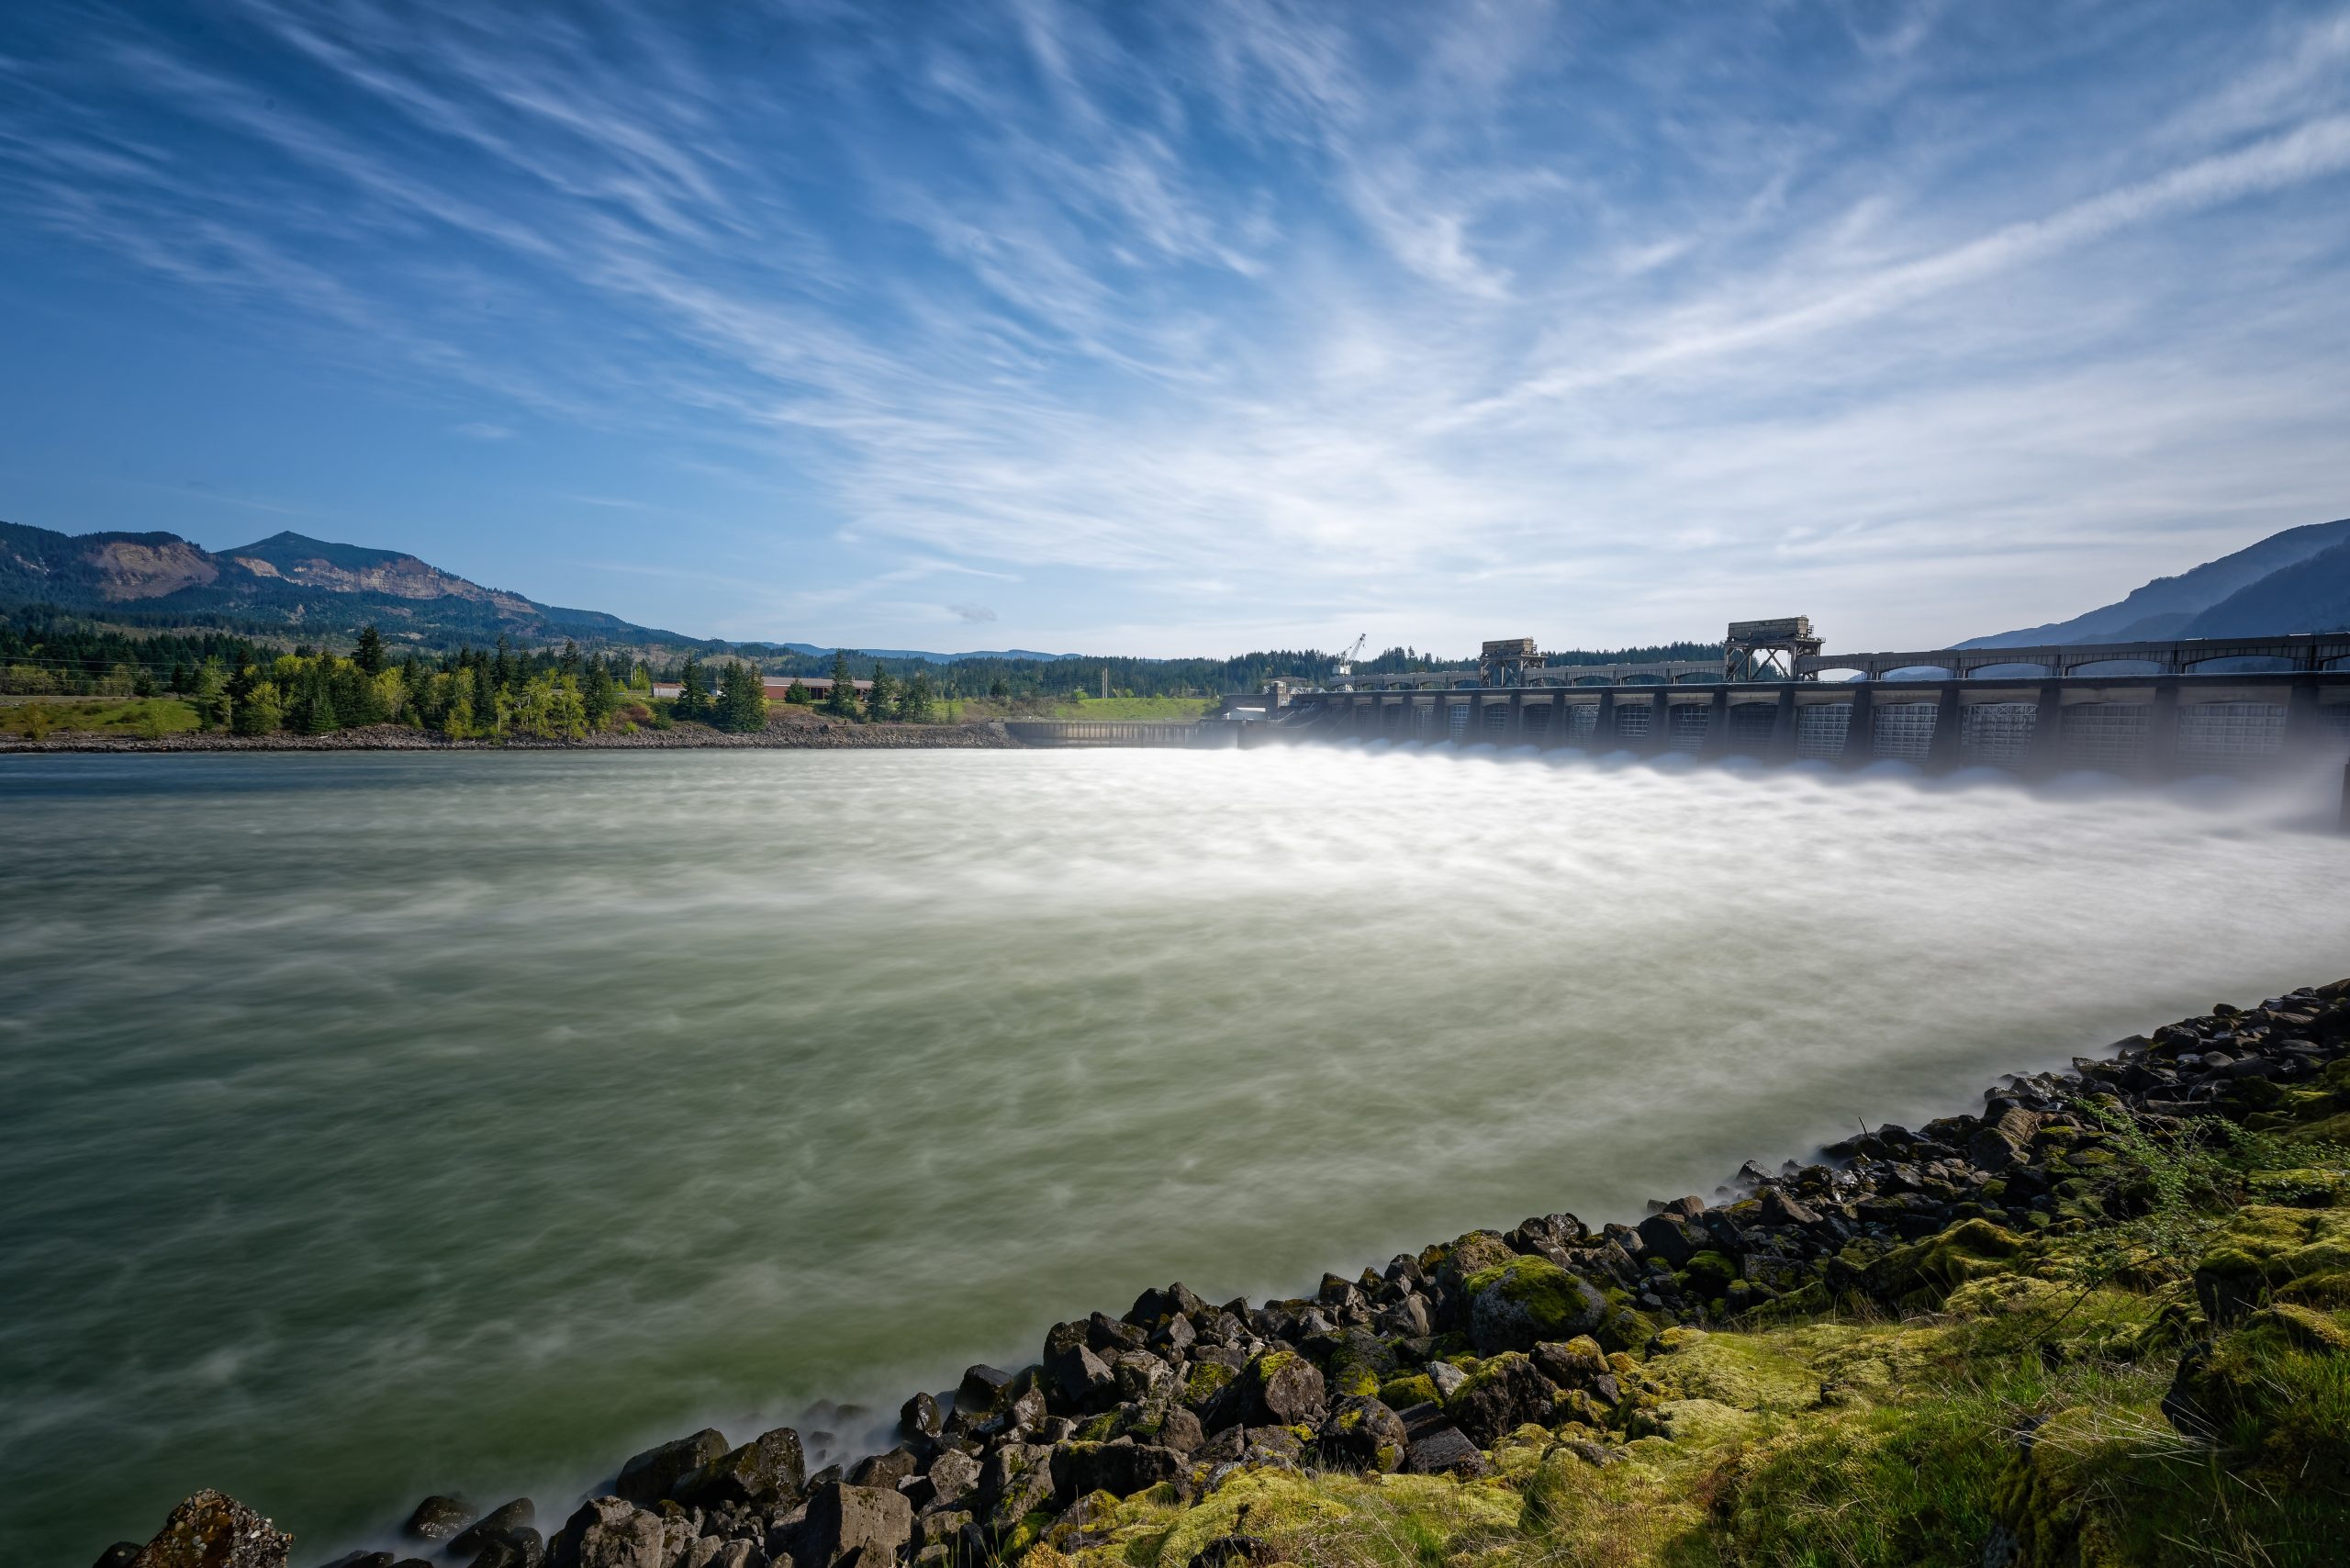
[1446,1352,1561,1445]
[1403,1427,1487,1476]
[1317,1395,1409,1472]
[1464,1256,1606,1354]
[552,1496,666,1568]
[676,1427,804,1511]
[1052,1441,1187,1501]
[399,1495,476,1542]
[122,1490,290,1568]
[899,1391,942,1439]
[449,1499,536,1555]
[797,1483,912,1568]
[1209,1350,1327,1431]
[613,1430,727,1508]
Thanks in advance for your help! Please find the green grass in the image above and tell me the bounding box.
[1045,696,1216,721]
[1,697,201,738]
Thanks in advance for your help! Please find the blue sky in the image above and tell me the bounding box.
[2,1,2346,656]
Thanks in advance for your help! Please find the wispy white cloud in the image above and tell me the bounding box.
[0,0,2345,653]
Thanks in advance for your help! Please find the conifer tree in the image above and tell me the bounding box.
[901,669,936,723]
[190,658,229,732]
[783,677,812,705]
[676,653,710,720]
[823,650,860,719]
[716,661,768,733]
[867,662,901,722]
[583,659,617,728]
[354,622,386,675]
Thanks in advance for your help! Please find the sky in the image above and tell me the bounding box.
[2,2,2347,658]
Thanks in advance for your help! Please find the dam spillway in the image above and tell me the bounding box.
[1203,631,2350,785]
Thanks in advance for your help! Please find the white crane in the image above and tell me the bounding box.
[1331,633,1370,677]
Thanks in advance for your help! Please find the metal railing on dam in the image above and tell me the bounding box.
[1001,720,1237,749]
[1248,666,2350,783]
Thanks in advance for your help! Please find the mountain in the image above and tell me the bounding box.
[1962,517,2350,646]
[0,521,699,648]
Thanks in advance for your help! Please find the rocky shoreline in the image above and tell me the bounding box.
[93,980,2350,1568]
[0,717,1019,754]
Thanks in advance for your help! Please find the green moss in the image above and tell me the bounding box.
[1180,1360,1235,1408]
[1863,1218,2025,1313]
[2194,1204,2350,1319]
[1372,1373,1441,1420]
[1464,1254,1603,1351]
[1682,1250,1740,1296]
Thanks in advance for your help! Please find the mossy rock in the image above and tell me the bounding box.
[1378,1372,1438,1411]
[1463,1255,1606,1354]
[1624,1395,1760,1451]
[2164,1304,2350,1479]
[1180,1359,1236,1411]
[1437,1228,1520,1289]
[2193,1204,2350,1321]
[1988,1406,2129,1567]
[1682,1250,1740,1296]
[1862,1218,2025,1314]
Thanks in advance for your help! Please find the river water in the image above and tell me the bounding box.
[3,746,2346,1562]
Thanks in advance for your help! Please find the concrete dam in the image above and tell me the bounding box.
[1011,623,2350,793]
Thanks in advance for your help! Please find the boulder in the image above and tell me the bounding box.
[614,1430,728,1508]
[898,1392,941,1439]
[2191,1204,2350,1322]
[1435,1230,1518,1290]
[1209,1350,1326,1431]
[795,1484,912,1568]
[923,1449,980,1510]
[1317,1395,1408,1473]
[1125,1283,1208,1330]
[1463,1256,1606,1354]
[449,1499,536,1557]
[1044,1324,1118,1411]
[846,1448,918,1491]
[976,1441,1057,1532]
[677,1428,805,1512]
[551,1497,665,1568]
[122,1490,291,1568]
[398,1496,475,1543]
[1051,1441,1187,1501]
[1634,1215,1698,1269]
[93,1548,141,1568]
[1445,1352,1561,1445]
[1402,1427,1486,1476]
[955,1365,1015,1415]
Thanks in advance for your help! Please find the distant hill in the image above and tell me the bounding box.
[0,519,1102,660]
[1962,517,2350,646]
[0,520,711,650]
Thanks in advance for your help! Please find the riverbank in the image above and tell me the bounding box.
[95,980,2350,1568]
[0,711,1018,752]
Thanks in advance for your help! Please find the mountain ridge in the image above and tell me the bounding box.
[1962,516,2350,646]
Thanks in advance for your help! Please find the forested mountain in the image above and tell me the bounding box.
[0,520,692,649]
[1963,517,2350,646]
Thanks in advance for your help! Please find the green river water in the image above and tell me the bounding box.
[4,746,2346,1563]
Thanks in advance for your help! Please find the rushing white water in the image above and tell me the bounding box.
[2,745,2345,1562]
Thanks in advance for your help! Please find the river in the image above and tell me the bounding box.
[3,745,2345,1562]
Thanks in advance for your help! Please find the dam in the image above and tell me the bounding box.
[1004,623,2350,788]
[1243,624,2350,780]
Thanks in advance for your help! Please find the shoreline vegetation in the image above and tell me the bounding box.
[95,982,2350,1568]
[0,621,1232,752]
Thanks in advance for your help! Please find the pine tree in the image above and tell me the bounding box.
[676,654,710,720]
[867,662,900,722]
[716,661,768,733]
[901,669,936,723]
[190,658,229,732]
[583,659,617,728]
[354,623,386,676]
[493,635,515,693]
[783,677,812,705]
[823,651,860,719]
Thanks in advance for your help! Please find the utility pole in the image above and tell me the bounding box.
[1102,668,1110,701]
